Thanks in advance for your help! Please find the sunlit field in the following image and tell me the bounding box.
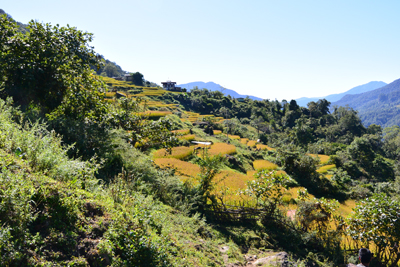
[247,140,257,147]
[207,143,236,156]
[178,134,196,141]
[317,164,336,173]
[137,110,173,118]
[153,146,193,160]
[309,154,330,165]
[172,129,190,135]
[256,144,275,151]
[227,134,241,140]
[154,158,200,180]
[253,160,279,171]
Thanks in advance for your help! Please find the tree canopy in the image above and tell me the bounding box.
[0,15,102,112]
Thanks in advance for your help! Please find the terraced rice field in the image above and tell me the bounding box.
[247,140,257,147]
[316,164,336,174]
[172,129,191,135]
[178,134,195,141]
[100,76,137,90]
[227,134,241,140]
[153,146,193,160]
[206,143,236,156]
[137,110,173,118]
[154,158,200,180]
[309,154,330,164]
[146,100,178,109]
[253,160,279,171]
[256,144,275,151]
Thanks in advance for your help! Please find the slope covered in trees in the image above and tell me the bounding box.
[1,13,400,267]
[177,81,263,100]
[296,81,387,107]
[333,78,400,127]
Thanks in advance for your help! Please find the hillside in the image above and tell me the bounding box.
[2,12,400,267]
[333,78,400,127]
[296,81,387,107]
[178,81,263,100]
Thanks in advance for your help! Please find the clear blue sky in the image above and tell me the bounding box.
[3,1,400,100]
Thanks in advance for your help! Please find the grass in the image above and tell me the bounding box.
[100,76,137,90]
[213,130,222,135]
[172,129,190,135]
[309,154,330,165]
[317,164,336,174]
[338,199,356,217]
[240,138,249,144]
[256,144,275,151]
[215,170,253,190]
[247,140,257,148]
[207,143,236,156]
[253,160,279,171]
[153,146,193,160]
[228,134,241,140]
[138,110,173,118]
[213,170,256,205]
[179,134,196,141]
[153,158,200,179]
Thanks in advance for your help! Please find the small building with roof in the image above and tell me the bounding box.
[161,81,186,92]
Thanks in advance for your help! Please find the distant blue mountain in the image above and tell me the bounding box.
[177,81,263,101]
[296,81,387,107]
[332,78,400,128]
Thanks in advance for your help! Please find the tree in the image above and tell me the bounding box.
[131,72,144,86]
[244,170,290,212]
[0,16,102,112]
[346,193,400,267]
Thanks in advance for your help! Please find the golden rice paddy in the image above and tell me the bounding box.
[247,140,257,147]
[179,134,195,141]
[253,160,279,171]
[172,129,191,135]
[228,134,241,140]
[309,154,330,165]
[138,111,173,117]
[256,144,275,151]
[153,146,193,160]
[317,164,336,174]
[154,158,200,180]
[207,143,236,156]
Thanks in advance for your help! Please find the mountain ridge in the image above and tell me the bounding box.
[296,81,387,107]
[332,78,400,127]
